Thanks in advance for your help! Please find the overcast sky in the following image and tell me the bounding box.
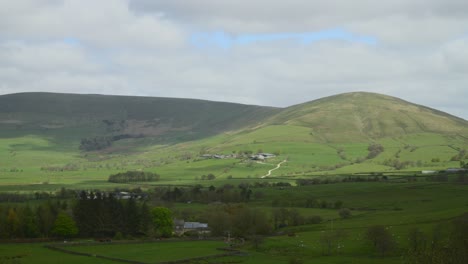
[1,0,467,119]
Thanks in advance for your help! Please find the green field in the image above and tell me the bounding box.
[0,92,467,263]
[2,179,467,263]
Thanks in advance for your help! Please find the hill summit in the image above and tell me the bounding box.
[265,92,467,142]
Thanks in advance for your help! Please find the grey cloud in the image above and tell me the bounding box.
[0,0,187,49]
[0,0,467,120]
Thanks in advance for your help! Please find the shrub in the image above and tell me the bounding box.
[338,208,352,219]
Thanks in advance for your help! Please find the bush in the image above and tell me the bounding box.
[367,144,384,159]
[307,215,323,224]
[338,208,352,219]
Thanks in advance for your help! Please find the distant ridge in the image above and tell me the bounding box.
[0,91,466,145]
[0,92,280,144]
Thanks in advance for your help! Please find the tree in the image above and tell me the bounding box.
[206,207,230,236]
[139,202,151,236]
[407,227,427,253]
[404,214,468,264]
[319,229,347,255]
[19,205,39,238]
[448,212,468,263]
[365,225,396,257]
[367,143,384,159]
[334,200,343,209]
[124,198,139,236]
[150,207,173,238]
[338,208,352,219]
[52,212,78,238]
[6,208,20,238]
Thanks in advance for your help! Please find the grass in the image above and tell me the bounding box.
[0,92,467,263]
[0,131,466,192]
[0,243,116,264]
[1,179,467,263]
[66,240,227,262]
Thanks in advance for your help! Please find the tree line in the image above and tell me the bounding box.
[108,171,160,183]
[0,200,67,239]
[153,184,256,204]
[0,193,173,240]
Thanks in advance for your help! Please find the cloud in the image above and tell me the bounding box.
[0,0,187,49]
[0,0,467,120]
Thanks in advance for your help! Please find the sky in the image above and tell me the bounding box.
[0,0,467,119]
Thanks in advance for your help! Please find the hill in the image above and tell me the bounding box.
[265,92,468,142]
[0,92,280,147]
[0,91,467,187]
[185,92,468,177]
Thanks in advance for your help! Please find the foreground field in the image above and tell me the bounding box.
[1,178,467,263]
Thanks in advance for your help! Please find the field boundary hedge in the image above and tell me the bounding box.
[45,240,244,264]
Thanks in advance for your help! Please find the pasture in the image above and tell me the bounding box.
[1,177,467,263]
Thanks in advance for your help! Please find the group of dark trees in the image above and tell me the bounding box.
[296,176,384,186]
[74,191,172,238]
[199,173,216,180]
[382,158,414,170]
[108,171,160,183]
[40,163,80,172]
[154,184,256,204]
[405,213,468,264]
[426,171,468,184]
[74,191,151,237]
[0,193,173,240]
[204,204,271,238]
[360,213,468,263]
[367,143,384,159]
[0,200,67,239]
[272,207,323,228]
[315,213,467,263]
[450,149,467,162]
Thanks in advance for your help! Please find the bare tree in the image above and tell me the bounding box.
[365,225,396,257]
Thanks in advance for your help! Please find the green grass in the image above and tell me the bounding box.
[1,92,467,190]
[0,243,115,264]
[64,240,226,262]
[2,179,467,263]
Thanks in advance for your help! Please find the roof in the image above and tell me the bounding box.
[184,222,208,229]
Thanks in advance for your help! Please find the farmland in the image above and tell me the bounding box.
[0,92,467,263]
[1,179,467,263]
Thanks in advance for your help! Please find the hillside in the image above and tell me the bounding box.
[0,91,467,186]
[0,92,280,147]
[189,92,468,177]
[265,92,468,143]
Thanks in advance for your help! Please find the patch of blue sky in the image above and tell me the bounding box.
[63,37,81,46]
[190,28,377,49]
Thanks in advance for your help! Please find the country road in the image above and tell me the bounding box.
[261,160,287,178]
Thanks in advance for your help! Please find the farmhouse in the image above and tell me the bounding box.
[200,154,235,159]
[251,152,276,161]
[174,219,209,235]
[114,191,147,200]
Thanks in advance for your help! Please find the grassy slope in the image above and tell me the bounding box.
[0,92,280,146]
[0,92,467,190]
[266,92,468,142]
[1,92,466,263]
